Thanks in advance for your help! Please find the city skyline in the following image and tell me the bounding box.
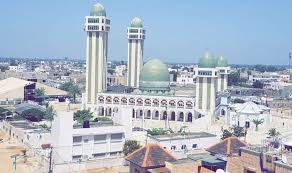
[0,0,292,65]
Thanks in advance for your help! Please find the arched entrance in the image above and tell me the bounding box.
[170,111,176,121]
[187,112,192,122]
[178,112,184,121]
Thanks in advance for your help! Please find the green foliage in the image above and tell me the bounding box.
[228,72,247,86]
[146,128,170,136]
[268,128,281,138]
[59,81,81,103]
[221,129,233,140]
[252,119,264,131]
[93,116,112,122]
[233,98,245,104]
[221,125,246,140]
[122,140,141,156]
[231,125,245,137]
[35,88,45,96]
[21,108,45,122]
[252,80,264,89]
[73,109,93,124]
[44,105,56,121]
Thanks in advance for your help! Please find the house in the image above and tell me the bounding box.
[206,137,247,173]
[226,101,272,130]
[125,143,176,173]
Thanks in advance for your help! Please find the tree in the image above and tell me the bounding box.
[73,109,93,127]
[35,88,45,97]
[123,140,141,156]
[44,105,56,127]
[252,119,264,131]
[59,81,81,103]
[221,129,233,140]
[268,128,281,138]
[233,98,245,104]
[252,80,264,89]
[268,128,281,148]
[231,125,245,138]
[93,116,112,122]
[21,108,45,122]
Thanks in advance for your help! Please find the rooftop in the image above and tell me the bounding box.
[149,132,216,141]
[206,137,247,156]
[125,143,176,168]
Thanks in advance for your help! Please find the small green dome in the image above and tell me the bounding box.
[90,3,106,16]
[130,17,143,27]
[216,56,228,67]
[198,52,216,68]
[139,59,170,92]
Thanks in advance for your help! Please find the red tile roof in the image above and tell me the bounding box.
[206,137,247,156]
[125,143,176,168]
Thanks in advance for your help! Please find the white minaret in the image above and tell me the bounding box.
[195,52,218,112]
[84,3,110,104]
[216,56,230,92]
[127,17,145,88]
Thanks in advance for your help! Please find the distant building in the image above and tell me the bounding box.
[226,101,272,130]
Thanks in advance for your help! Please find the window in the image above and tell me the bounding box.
[192,144,197,148]
[111,133,123,141]
[135,168,140,173]
[72,155,81,161]
[171,146,176,150]
[92,153,106,158]
[94,135,106,143]
[83,139,89,143]
[181,145,187,150]
[73,136,82,144]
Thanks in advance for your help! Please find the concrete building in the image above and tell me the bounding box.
[226,101,272,130]
[127,17,145,88]
[85,3,110,104]
[51,111,126,172]
[148,132,218,154]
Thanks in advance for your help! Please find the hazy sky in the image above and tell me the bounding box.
[0,0,292,65]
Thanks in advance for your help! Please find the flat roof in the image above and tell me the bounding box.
[73,121,121,129]
[149,132,216,141]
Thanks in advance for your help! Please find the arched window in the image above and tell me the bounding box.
[171,112,176,121]
[221,109,226,116]
[187,113,192,122]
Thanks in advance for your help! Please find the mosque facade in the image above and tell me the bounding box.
[82,3,230,127]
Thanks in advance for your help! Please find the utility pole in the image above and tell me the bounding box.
[48,147,53,173]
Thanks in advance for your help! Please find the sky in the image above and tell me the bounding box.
[0,0,292,65]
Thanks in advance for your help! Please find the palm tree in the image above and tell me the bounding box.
[35,88,45,96]
[59,81,81,103]
[268,128,281,138]
[44,105,56,128]
[73,109,93,128]
[268,128,281,148]
[252,119,264,131]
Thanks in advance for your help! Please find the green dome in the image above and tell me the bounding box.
[139,59,170,92]
[90,3,106,16]
[130,17,143,27]
[216,56,228,67]
[198,52,216,68]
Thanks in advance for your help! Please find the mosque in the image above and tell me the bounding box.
[82,3,230,129]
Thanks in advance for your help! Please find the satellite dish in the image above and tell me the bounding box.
[282,155,287,164]
[216,169,225,173]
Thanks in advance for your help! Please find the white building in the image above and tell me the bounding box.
[148,132,218,153]
[9,64,25,72]
[51,111,126,172]
[85,3,110,104]
[226,101,272,130]
[176,71,194,85]
[127,17,145,88]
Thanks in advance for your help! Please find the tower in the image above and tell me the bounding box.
[216,56,230,92]
[195,52,218,112]
[127,17,145,88]
[84,3,110,104]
